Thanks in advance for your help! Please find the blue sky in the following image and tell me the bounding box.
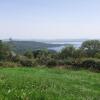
[0,0,100,39]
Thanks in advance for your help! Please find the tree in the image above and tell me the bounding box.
[60,46,76,59]
[24,51,33,59]
[72,49,84,58]
[81,40,100,57]
[0,40,10,60]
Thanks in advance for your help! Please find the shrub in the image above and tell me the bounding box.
[95,61,100,70]
[20,59,37,67]
[46,59,57,67]
[95,52,100,59]
[0,61,20,68]
[57,58,80,69]
[81,59,96,69]
[65,59,74,65]
[24,51,33,59]
[57,60,65,66]
[58,58,75,66]
[12,55,21,62]
[36,56,50,65]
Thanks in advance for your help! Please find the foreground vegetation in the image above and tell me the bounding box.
[0,39,100,99]
[0,39,100,71]
[0,68,100,100]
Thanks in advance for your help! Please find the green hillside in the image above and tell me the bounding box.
[8,41,64,53]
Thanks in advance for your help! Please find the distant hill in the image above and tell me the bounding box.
[7,41,65,53]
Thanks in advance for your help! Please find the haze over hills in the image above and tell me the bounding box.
[7,40,67,53]
[6,38,100,53]
[4,38,100,53]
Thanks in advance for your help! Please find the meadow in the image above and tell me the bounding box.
[0,67,100,100]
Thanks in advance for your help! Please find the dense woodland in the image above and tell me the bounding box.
[0,40,100,71]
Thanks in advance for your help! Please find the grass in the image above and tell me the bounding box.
[0,67,100,100]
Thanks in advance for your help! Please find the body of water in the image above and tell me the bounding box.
[47,40,84,52]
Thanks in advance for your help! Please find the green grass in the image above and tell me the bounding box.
[0,67,100,100]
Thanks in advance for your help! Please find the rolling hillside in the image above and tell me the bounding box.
[7,41,66,53]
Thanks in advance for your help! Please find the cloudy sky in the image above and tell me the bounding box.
[0,0,100,39]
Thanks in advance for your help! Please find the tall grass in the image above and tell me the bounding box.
[0,68,100,100]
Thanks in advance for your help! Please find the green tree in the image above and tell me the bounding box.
[60,46,76,59]
[81,40,100,57]
[24,51,33,59]
[0,40,10,60]
[72,49,84,58]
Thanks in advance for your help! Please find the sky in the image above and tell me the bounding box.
[0,0,100,39]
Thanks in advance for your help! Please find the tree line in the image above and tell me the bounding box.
[0,40,100,71]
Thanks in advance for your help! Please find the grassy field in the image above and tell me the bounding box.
[0,68,100,100]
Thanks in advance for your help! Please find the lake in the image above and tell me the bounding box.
[45,40,85,51]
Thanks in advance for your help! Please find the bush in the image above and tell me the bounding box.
[0,61,20,68]
[12,55,21,62]
[81,59,96,69]
[95,52,100,59]
[36,56,50,65]
[95,61,100,70]
[65,59,75,65]
[57,60,65,66]
[46,59,57,67]
[20,59,37,67]
[57,58,75,66]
